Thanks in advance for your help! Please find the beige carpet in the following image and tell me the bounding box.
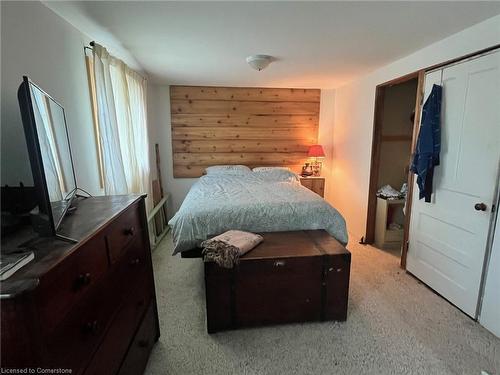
[144,233,500,375]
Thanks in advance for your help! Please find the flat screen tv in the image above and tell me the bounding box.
[18,76,78,239]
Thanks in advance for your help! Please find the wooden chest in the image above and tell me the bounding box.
[204,230,351,333]
[1,195,160,374]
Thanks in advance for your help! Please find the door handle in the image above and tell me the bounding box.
[474,203,487,211]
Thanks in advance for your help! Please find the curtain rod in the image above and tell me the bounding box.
[83,41,147,81]
[83,41,95,52]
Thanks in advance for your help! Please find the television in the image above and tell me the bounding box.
[17,76,78,239]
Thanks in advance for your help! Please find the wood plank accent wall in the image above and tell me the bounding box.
[170,86,320,177]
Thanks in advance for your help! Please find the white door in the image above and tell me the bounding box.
[407,51,500,318]
[480,206,500,337]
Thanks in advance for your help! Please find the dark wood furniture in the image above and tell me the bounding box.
[0,195,159,374]
[299,177,325,197]
[204,230,350,333]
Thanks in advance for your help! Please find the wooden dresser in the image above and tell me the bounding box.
[300,177,325,197]
[0,195,159,374]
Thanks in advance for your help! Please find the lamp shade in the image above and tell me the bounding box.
[307,144,325,158]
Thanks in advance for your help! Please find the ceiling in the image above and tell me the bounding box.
[45,1,500,88]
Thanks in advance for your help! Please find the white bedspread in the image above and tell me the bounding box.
[168,173,348,254]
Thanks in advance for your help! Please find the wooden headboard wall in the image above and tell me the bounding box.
[170,86,320,177]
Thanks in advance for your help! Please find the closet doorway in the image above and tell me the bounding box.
[365,72,421,264]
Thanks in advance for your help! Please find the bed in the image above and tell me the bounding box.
[169,169,348,254]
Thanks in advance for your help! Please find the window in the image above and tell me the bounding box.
[85,43,151,208]
[84,54,105,189]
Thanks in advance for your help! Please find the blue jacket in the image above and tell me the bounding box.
[411,84,442,202]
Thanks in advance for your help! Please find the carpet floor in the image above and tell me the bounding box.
[144,233,499,375]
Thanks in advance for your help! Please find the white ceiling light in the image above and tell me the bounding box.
[246,55,274,71]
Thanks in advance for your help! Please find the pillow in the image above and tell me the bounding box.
[205,165,251,175]
[252,166,290,172]
[253,168,300,183]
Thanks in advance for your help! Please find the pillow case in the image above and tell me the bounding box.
[205,165,251,175]
[253,168,300,183]
[252,166,290,172]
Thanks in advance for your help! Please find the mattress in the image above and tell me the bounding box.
[168,173,348,254]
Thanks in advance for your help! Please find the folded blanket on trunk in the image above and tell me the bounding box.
[201,230,263,268]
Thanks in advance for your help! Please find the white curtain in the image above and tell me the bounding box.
[92,43,151,208]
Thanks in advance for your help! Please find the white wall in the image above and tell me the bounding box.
[1,1,101,194]
[318,89,335,204]
[332,14,500,240]
[147,85,337,217]
[42,1,143,73]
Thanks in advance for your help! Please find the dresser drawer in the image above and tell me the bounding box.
[117,302,157,375]
[84,273,152,375]
[37,234,109,335]
[113,235,149,293]
[47,236,150,372]
[106,203,142,264]
[46,270,121,373]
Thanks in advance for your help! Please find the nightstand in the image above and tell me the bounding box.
[300,177,325,197]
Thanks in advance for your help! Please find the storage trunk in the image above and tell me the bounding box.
[204,230,351,333]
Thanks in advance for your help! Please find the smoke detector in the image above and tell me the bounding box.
[246,55,274,71]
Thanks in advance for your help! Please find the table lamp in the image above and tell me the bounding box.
[308,145,325,177]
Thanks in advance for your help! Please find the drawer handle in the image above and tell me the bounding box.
[82,320,99,335]
[274,260,286,267]
[124,227,135,236]
[327,268,343,273]
[138,339,149,348]
[74,273,92,290]
[129,258,141,266]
